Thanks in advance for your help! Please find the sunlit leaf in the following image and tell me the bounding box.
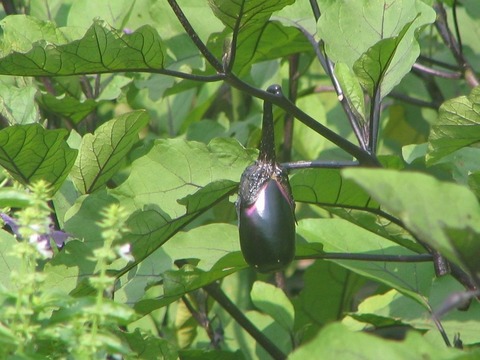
[0,229,21,291]
[0,82,39,125]
[71,111,149,194]
[352,277,480,346]
[297,218,434,306]
[251,281,294,332]
[335,62,366,124]
[318,0,436,68]
[428,86,480,164]
[290,168,377,209]
[0,20,165,76]
[0,124,77,193]
[342,168,480,273]
[209,0,294,31]
[353,20,416,99]
[290,322,461,359]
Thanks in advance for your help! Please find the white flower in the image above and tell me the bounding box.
[29,233,53,258]
[116,243,134,262]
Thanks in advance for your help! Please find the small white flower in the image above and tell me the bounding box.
[116,243,134,262]
[30,234,53,258]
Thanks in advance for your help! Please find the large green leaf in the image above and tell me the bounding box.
[0,15,74,55]
[71,111,149,194]
[290,168,377,209]
[351,276,480,346]
[318,0,435,68]
[117,223,243,307]
[208,0,309,75]
[209,0,294,31]
[112,138,254,217]
[0,81,39,125]
[37,75,133,125]
[353,20,417,99]
[0,124,77,192]
[294,261,365,341]
[342,169,480,276]
[135,254,246,316]
[0,229,22,291]
[290,322,462,359]
[334,62,367,124]
[297,218,434,306]
[63,139,254,299]
[251,281,295,333]
[427,86,480,164]
[0,19,165,76]
[320,0,434,99]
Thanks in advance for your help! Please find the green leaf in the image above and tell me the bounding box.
[209,0,294,31]
[43,240,96,296]
[319,0,436,68]
[125,180,239,264]
[178,349,244,360]
[342,168,480,272]
[443,226,480,281]
[135,256,246,315]
[49,297,137,325]
[352,277,480,346]
[290,168,377,209]
[427,86,480,164]
[117,329,179,360]
[37,94,97,125]
[0,124,77,193]
[0,188,31,208]
[353,19,418,99]
[0,81,39,124]
[294,261,365,338]
[250,281,294,332]
[208,0,309,75]
[0,15,73,54]
[0,229,21,291]
[327,207,422,252]
[335,62,366,124]
[297,218,434,305]
[71,111,149,194]
[115,223,242,306]
[0,20,165,76]
[290,322,461,359]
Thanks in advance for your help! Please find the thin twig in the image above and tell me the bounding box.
[295,253,433,262]
[225,81,380,166]
[282,160,358,170]
[418,55,460,71]
[432,311,452,347]
[452,0,462,53]
[204,282,287,360]
[166,0,378,166]
[412,68,445,106]
[368,90,381,154]
[300,6,368,150]
[224,0,244,73]
[388,91,440,109]
[167,0,224,72]
[433,2,479,88]
[1,0,17,14]
[412,63,461,79]
[281,54,300,162]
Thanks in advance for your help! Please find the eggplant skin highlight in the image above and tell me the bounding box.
[237,164,296,273]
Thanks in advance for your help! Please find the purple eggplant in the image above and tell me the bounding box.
[237,85,296,273]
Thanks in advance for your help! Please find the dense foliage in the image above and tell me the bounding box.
[0,0,479,359]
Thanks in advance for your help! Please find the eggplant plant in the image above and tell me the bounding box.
[0,1,478,359]
[237,85,296,273]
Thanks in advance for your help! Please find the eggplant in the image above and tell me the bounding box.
[237,85,296,273]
